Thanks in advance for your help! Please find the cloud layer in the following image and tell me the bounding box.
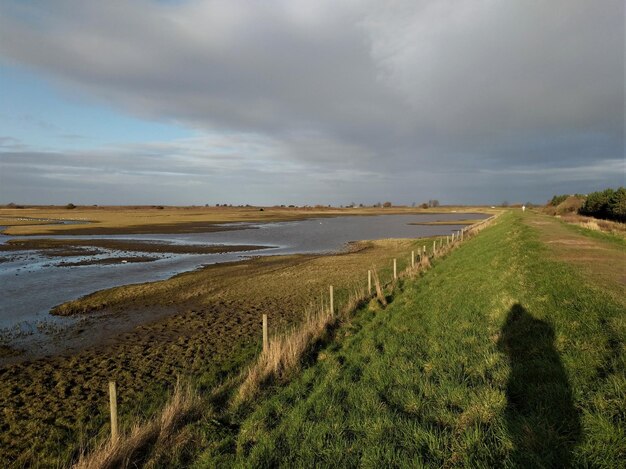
[0,0,623,204]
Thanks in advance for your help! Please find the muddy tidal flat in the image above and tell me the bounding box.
[0,208,491,466]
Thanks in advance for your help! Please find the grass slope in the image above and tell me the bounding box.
[192,211,624,467]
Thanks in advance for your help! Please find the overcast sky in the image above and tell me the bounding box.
[0,0,623,206]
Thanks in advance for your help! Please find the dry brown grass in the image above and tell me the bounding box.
[73,381,202,469]
[235,305,340,404]
[559,213,626,237]
[371,268,387,306]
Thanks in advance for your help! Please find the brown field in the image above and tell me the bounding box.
[0,205,495,236]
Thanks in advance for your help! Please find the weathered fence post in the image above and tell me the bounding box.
[433,240,436,254]
[368,270,372,294]
[329,285,334,315]
[109,381,118,441]
[262,314,269,352]
[411,250,415,268]
[393,259,397,280]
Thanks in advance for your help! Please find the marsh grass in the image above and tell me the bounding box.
[73,380,202,469]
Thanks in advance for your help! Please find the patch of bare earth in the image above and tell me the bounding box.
[524,213,626,296]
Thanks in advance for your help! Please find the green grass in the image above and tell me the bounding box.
[190,211,625,467]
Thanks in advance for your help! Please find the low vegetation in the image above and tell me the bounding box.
[74,381,203,469]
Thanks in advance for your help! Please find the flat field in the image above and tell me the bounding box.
[0,205,489,236]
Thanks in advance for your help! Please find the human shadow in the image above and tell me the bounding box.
[497,304,581,467]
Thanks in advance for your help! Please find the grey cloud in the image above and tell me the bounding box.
[0,0,623,204]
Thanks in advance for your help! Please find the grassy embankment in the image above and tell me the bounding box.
[76,210,625,468]
[4,209,623,467]
[191,210,624,467]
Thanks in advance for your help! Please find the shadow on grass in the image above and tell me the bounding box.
[498,304,580,467]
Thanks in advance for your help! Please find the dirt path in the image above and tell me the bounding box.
[522,210,626,303]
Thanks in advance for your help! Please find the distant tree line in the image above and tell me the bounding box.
[548,187,626,222]
[579,187,626,222]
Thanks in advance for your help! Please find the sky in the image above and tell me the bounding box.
[0,0,623,206]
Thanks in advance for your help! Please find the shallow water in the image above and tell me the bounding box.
[0,213,485,331]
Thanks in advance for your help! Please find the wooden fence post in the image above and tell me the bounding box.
[393,259,397,280]
[368,270,372,294]
[329,285,334,315]
[411,250,415,268]
[433,240,436,254]
[109,381,118,441]
[262,314,269,352]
